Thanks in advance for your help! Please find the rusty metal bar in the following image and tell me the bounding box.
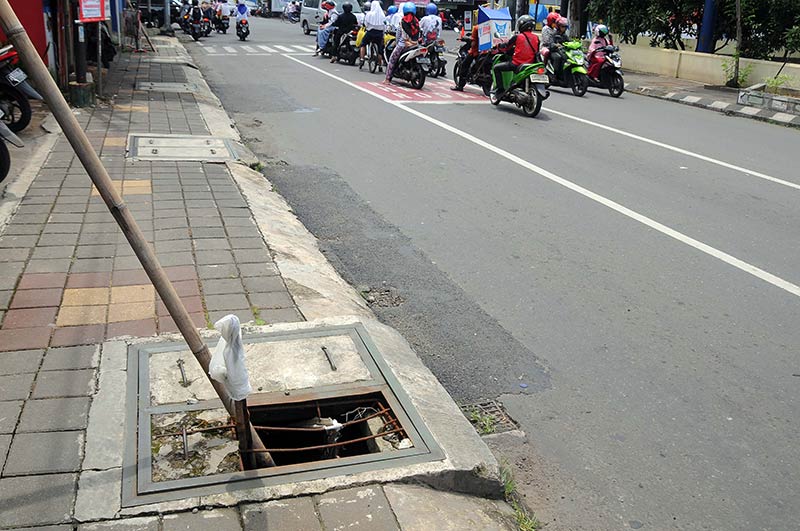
[0,0,274,467]
[250,407,392,432]
[243,427,405,453]
[154,424,237,438]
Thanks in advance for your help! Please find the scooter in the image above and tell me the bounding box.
[391,45,428,89]
[214,14,230,33]
[451,37,497,96]
[236,19,250,41]
[423,38,447,78]
[489,55,549,117]
[0,45,40,133]
[202,16,213,37]
[545,40,589,97]
[0,109,23,184]
[586,45,624,97]
[332,29,359,65]
[0,45,43,102]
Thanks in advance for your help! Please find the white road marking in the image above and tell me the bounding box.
[241,45,257,53]
[545,108,800,192]
[739,106,762,116]
[292,45,315,52]
[258,45,277,53]
[682,95,702,103]
[285,54,800,298]
[772,112,796,123]
[274,45,295,52]
[205,46,218,54]
[223,46,238,54]
[709,101,730,110]
[402,100,486,105]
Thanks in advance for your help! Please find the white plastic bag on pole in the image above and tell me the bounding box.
[209,314,252,401]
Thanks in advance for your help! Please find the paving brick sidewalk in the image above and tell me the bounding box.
[625,71,800,127]
[0,45,304,525]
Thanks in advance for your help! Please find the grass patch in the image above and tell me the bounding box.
[469,407,497,435]
[500,460,542,531]
[249,161,265,172]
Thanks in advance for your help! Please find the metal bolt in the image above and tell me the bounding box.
[182,427,189,460]
[177,358,188,386]
[321,346,337,371]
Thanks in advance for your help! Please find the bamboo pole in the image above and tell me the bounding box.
[0,0,273,467]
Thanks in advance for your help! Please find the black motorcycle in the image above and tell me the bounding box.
[587,45,624,97]
[0,109,23,183]
[331,29,359,65]
[236,18,250,41]
[451,37,496,96]
[424,39,447,78]
[214,14,230,33]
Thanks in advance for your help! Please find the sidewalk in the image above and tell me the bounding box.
[0,36,522,530]
[624,71,800,127]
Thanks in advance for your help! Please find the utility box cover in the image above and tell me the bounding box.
[477,7,512,52]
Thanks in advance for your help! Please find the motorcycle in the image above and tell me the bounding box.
[330,29,359,65]
[423,38,447,78]
[0,109,23,184]
[202,16,213,37]
[451,37,497,96]
[489,54,549,117]
[587,45,624,97]
[236,18,250,41]
[545,40,589,97]
[214,14,230,33]
[391,45,428,89]
[0,45,40,133]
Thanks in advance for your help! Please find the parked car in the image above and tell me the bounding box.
[135,0,182,28]
[301,0,362,34]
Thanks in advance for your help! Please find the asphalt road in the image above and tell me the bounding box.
[182,18,800,531]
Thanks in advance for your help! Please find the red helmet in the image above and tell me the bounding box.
[546,12,559,26]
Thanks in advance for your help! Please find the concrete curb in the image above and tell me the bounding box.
[625,81,800,129]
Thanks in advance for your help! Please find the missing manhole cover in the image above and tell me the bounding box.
[460,400,518,435]
[127,134,239,162]
[123,324,443,506]
[135,81,199,93]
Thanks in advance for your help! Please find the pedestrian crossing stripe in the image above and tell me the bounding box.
[241,45,257,53]
[223,46,237,53]
[258,45,277,53]
[196,43,317,55]
[273,45,295,52]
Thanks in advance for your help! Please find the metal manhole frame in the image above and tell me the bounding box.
[121,324,444,507]
[134,81,200,93]
[126,133,240,162]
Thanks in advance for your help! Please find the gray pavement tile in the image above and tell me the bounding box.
[79,516,160,530]
[0,473,76,527]
[76,245,117,259]
[0,289,13,309]
[0,235,39,248]
[224,226,261,239]
[204,293,250,312]
[0,434,9,470]
[154,239,192,253]
[71,258,114,273]
[4,430,83,475]
[42,345,99,371]
[32,369,96,398]
[0,373,36,400]
[241,498,323,531]
[196,250,234,265]
[0,248,31,262]
[11,213,50,224]
[153,192,183,201]
[189,217,224,228]
[257,308,303,324]
[154,208,186,219]
[316,486,399,531]
[229,237,265,249]
[38,233,79,247]
[114,255,145,270]
[156,251,194,267]
[82,222,119,233]
[154,217,188,230]
[3,224,45,236]
[14,203,52,213]
[79,232,117,245]
[0,400,23,433]
[249,291,295,310]
[216,199,248,208]
[201,278,245,295]
[0,350,44,376]
[197,263,238,280]
[84,213,115,223]
[17,397,91,432]
[233,248,271,264]
[42,223,83,235]
[153,200,185,210]
[162,509,241,531]
[32,246,76,260]
[193,238,231,251]
[0,275,19,290]
[25,259,73,273]
[48,214,84,224]
[191,227,227,239]
[242,276,286,294]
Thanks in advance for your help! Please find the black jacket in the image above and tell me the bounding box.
[333,12,357,34]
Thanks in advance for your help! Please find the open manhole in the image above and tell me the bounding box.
[135,81,199,93]
[122,324,442,506]
[127,134,239,162]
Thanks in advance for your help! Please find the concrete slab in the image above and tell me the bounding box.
[162,508,242,530]
[0,372,35,400]
[83,368,127,470]
[0,433,10,470]
[241,497,323,531]
[316,486,399,531]
[79,516,159,530]
[0,349,44,375]
[384,484,517,531]
[0,473,76,527]
[32,368,96,398]
[4,430,84,475]
[75,467,123,521]
[17,396,91,432]
[0,399,22,433]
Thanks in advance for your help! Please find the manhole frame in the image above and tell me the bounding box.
[126,133,240,162]
[122,324,444,507]
[134,81,199,93]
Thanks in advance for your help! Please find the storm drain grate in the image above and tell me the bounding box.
[122,324,443,506]
[460,400,518,435]
[135,81,199,93]
[127,134,239,162]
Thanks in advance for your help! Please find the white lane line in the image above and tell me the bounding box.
[258,45,277,53]
[223,46,238,54]
[205,46,218,54]
[284,54,800,298]
[241,45,257,53]
[544,108,800,192]
[274,45,295,52]
[292,45,316,52]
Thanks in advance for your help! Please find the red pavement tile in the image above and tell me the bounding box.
[66,271,112,289]
[164,265,197,282]
[17,273,68,290]
[157,295,204,316]
[50,324,106,347]
[10,288,64,309]
[106,318,157,338]
[0,327,52,351]
[111,268,150,286]
[158,313,207,333]
[3,307,58,329]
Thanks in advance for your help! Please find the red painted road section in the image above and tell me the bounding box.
[355,79,487,102]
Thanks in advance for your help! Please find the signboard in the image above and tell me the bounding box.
[78,0,106,22]
[476,7,511,52]
[464,10,472,31]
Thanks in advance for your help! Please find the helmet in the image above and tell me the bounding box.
[363,2,370,10]
[556,16,569,28]
[402,2,416,15]
[387,5,397,14]
[545,12,559,26]
[322,1,335,9]
[595,24,609,36]
[342,1,353,12]
[517,14,534,32]
[425,3,437,15]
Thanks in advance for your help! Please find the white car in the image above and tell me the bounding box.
[300,0,362,34]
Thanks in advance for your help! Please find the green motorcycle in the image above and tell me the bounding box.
[489,55,550,117]
[545,40,589,97]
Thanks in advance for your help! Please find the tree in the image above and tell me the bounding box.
[586,0,649,44]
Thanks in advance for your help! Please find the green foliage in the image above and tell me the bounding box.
[764,74,795,93]
[500,461,543,531]
[721,53,754,87]
[469,408,497,435]
[786,25,800,54]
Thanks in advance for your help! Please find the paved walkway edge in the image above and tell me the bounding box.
[625,75,800,128]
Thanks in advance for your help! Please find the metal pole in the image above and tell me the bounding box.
[96,21,102,97]
[0,0,274,468]
[697,0,716,53]
[75,22,87,84]
[163,0,174,35]
[733,0,741,86]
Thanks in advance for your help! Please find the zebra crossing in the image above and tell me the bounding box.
[199,43,316,56]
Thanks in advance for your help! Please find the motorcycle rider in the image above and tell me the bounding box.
[420,3,442,44]
[190,0,203,22]
[587,24,613,81]
[384,2,419,85]
[539,12,559,64]
[547,16,569,75]
[235,0,248,21]
[492,14,539,100]
[360,0,386,70]
[329,2,358,62]
[315,1,338,56]
[450,21,479,91]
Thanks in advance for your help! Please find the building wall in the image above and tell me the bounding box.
[0,0,48,63]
